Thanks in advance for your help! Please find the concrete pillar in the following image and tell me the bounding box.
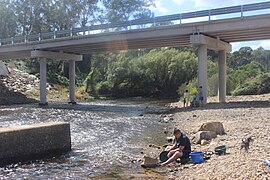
[39,58,47,105]
[218,50,226,102]
[69,60,76,104]
[198,44,208,104]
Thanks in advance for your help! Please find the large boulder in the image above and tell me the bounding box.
[193,131,217,144]
[198,122,225,135]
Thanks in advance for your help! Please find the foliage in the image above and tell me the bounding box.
[84,68,101,94]
[0,1,17,38]
[228,47,254,69]
[228,61,264,93]
[101,0,154,23]
[88,48,198,97]
[177,79,198,101]
[232,73,270,96]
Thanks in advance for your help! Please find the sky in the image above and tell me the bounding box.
[151,0,270,52]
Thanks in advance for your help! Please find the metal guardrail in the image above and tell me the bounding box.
[1,1,270,46]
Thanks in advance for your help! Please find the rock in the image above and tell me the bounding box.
[198,122,225,135]
[163,117,173,122]
[193,114,197,117]
[167,136,174,143]
[141,156,159,168]
[194,131,217,144]
[201,139,210,145]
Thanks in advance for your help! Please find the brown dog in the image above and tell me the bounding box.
[240,136,254,152]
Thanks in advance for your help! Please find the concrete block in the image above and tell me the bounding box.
[0,122,71,166]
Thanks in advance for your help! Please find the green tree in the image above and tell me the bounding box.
[228,47,253,69]
[253,47,270,71]
[102,0,154,22]
[0,1,17,38]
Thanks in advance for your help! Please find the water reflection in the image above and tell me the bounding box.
[0,100,171,179]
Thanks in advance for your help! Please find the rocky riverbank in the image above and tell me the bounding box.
[160,94,270,179]
[0,68,38,105]
[0,68,73,104]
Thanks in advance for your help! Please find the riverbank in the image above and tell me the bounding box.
[0,68,91,104]
[162,94,270,179]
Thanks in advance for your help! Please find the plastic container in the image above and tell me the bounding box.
[214,145,226,155]
[189,152,204,164]
[159,151,169,162]
[264,160,270,167]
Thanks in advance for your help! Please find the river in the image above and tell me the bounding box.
[0,99,173,179]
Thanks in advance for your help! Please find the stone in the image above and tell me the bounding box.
[194,131,217,144]
[201,139,210,145]
[198,122,225,135]
[163,117,173,123]
[141,156,159,168]
[167,136,174,143]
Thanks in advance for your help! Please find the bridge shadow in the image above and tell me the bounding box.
[174,100,270,112]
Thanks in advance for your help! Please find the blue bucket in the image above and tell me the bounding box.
[189,152,204,164]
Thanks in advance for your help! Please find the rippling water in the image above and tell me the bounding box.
[0,100,171,179]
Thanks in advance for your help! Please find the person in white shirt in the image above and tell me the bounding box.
[183,90,189,108]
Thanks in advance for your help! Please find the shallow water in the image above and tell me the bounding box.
[0,100,171,179]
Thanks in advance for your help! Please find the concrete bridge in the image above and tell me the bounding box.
[0,1,270,105]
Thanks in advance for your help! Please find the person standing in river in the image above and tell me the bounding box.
[160,128,191,166]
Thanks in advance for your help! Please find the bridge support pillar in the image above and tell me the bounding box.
[31,50,82,105]
[198,44,208,104]
[190,34,231,104]
[39,58,47,105]
[69,60,76,104]
[218,50,226,103]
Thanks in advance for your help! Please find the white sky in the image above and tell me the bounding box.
[151,0,270,51]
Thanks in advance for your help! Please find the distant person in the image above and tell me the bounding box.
[198,86,203,106]
[183,90,189,108]
[190,94,200,108]
[160,128,191,166]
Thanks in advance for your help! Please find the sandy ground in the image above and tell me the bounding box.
[163,94,270,179]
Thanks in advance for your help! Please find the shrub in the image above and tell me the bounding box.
[232,73,270,95]
[96,81,113,95]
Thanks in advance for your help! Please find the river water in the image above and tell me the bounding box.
[0,100,172,179]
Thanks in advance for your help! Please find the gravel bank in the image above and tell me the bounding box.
[164,94,270,179]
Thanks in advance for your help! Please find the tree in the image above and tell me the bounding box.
[253,47,270,71]
[101,0,154,22]
[0,1,17,38]
[77,0,100,27]
[228,47,253,69]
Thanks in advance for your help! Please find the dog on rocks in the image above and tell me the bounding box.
[240,136,254,152]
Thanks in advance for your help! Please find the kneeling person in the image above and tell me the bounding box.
[161,128,191,166]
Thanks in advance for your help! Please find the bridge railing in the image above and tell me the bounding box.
[1,1,270,46]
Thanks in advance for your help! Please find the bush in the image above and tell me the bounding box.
[178,79,198,101]
[232,73,270,95]
[47,73,69,86]
[208,73,218,96]
[96,81,112,95]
